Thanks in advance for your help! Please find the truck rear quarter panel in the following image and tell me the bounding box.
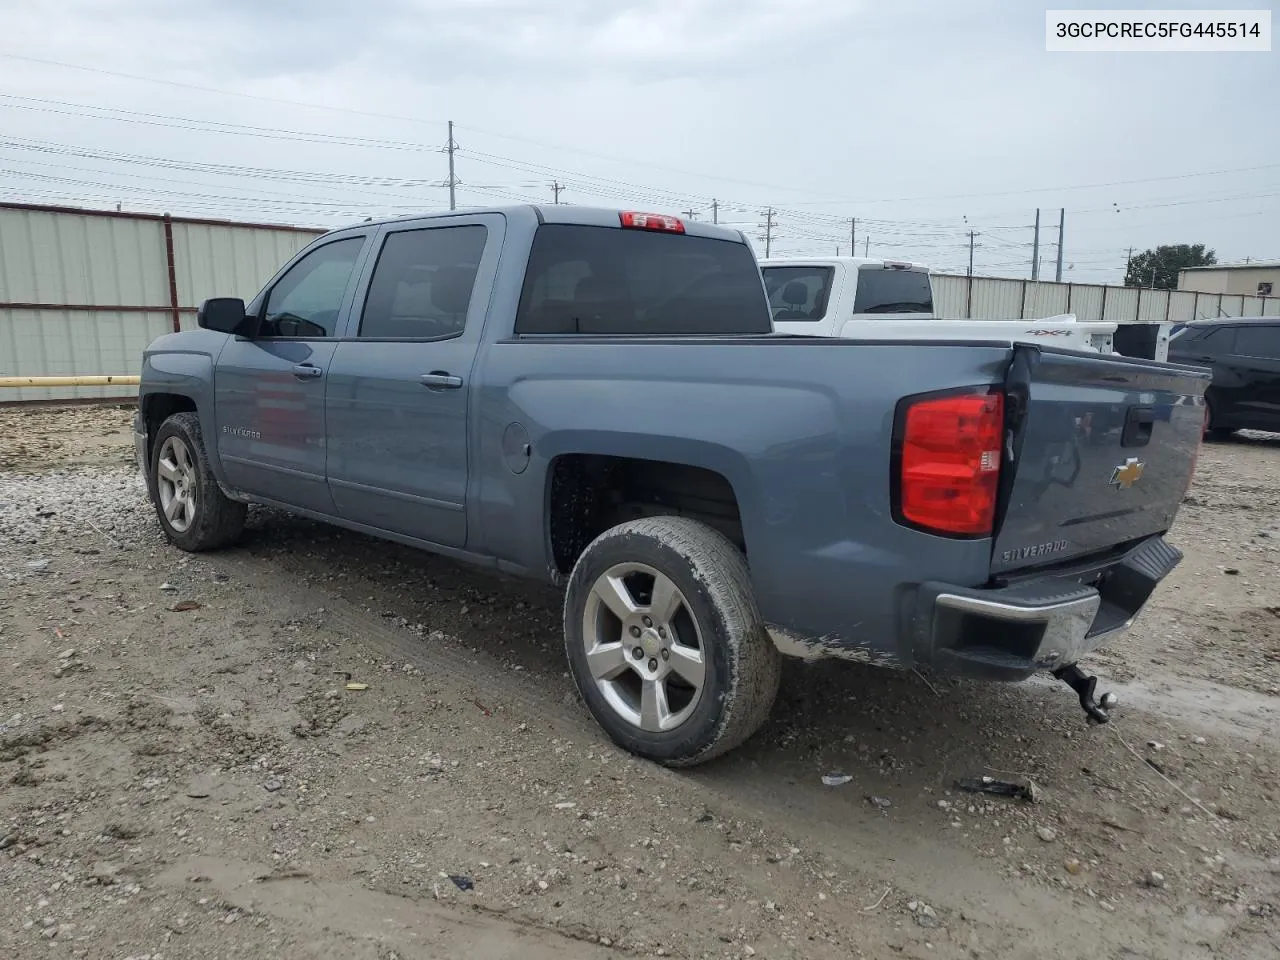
[473,336,1017,663]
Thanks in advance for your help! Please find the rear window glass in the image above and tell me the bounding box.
[514,224,772,335]
[853,267,933,315]
[762,266,834,321]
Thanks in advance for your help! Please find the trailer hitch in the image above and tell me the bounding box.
[1052,664,1117,725]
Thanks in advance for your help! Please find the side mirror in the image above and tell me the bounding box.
[197,297,249,335]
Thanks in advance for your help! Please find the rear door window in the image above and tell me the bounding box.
[762,267,834,321]
[852,267,933,315]
[1233,324,1280,359]
[514,224,771,335]
[357,225,487,340]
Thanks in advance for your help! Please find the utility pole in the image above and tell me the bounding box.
[1054,207,1065,282]
[446,120,457,211]
[1126,246,1134,282]
[711,199,719,224]
[760,208,776,257]
[850,218,856,256]
[551,181,564,204]
[682,207,698,220]
[967,231,980,276]
[864,236,869,257]
[1031,208,1040,280]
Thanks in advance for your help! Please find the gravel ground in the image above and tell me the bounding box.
[1,404,1278,960]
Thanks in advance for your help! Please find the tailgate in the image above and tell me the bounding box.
[991,345,1209,576]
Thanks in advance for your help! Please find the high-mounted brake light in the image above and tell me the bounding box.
[894,389,1004,537]
[619,211,685,234]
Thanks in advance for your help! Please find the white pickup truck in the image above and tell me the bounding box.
[759,256,1118,354]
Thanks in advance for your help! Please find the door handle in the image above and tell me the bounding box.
[419,372,463,389]
[291,363,323,380]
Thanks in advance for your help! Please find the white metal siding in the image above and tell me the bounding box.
[0,207,168,306]
[931,275,967,317]
[1068,285,1104,321]
[172,221,321,308]
[0,307,170,401]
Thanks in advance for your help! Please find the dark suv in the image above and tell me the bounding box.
[1168,317,1280,438]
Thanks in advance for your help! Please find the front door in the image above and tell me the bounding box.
[214,234,368,513]
[325,217,499,547]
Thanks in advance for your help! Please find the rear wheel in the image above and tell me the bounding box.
[563,516,781,767]
[1204,397,1235,441]
[149,412,246,551]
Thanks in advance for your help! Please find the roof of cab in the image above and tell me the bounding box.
[330,204,749,244]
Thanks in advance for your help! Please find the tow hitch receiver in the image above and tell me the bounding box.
[1052,664,1118,725]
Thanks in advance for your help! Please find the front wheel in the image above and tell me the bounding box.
[563,516,781,767]
[148,412,247,551]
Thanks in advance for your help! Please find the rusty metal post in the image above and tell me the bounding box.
[163,214,181,333]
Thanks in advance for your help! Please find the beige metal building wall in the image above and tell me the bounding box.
[1178,264,1280,296]
[0,202,324,402]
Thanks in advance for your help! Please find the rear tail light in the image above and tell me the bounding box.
[893,388,1004,537]
[619,211,685,234]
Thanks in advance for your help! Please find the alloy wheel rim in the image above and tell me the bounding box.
[582,562,706,732]
[156,436,197,533]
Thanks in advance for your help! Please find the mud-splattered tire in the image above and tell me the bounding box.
[563,516,781,767]
[148,412,246,552]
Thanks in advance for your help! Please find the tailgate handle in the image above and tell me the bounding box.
[1122,406,1154,447]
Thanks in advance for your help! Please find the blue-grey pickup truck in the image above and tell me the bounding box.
[134,205,1208,766]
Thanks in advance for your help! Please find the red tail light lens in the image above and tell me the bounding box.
[619,211,685,233]
[895,389,1004,537]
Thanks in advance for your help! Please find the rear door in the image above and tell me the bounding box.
[323,214,502,547]
[990,346,1209,576]
[1221,324,1280,429]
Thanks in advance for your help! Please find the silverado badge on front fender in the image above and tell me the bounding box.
[1109,457,1145,490]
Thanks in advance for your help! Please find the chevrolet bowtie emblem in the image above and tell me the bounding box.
[1109,457,1145,489]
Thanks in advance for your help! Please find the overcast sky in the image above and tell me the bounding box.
[0,0,1276,283]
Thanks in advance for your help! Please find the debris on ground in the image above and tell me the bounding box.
[955,776,1040,803]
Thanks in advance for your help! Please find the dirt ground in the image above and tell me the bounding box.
[1,403,1277,960]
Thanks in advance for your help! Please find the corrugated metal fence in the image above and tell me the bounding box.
[5,202,1280,403]
[0,202,323,402]
[932,274,1280,324]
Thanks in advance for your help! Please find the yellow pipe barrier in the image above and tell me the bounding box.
[0,375,140,387]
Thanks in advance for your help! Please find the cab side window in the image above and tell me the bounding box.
[260,236,365,338]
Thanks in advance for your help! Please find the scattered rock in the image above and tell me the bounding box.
[912,903,941,929]
[159,582,178,592]
[185,775,217,799]
[1144,870,1166,889]
[867,796,892,810]
[263,778,283,793]
[822,774,853,787]
[89,861,123,885]
[1036,826,1058,843]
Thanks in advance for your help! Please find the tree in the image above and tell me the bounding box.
[1125,244,1216,289]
